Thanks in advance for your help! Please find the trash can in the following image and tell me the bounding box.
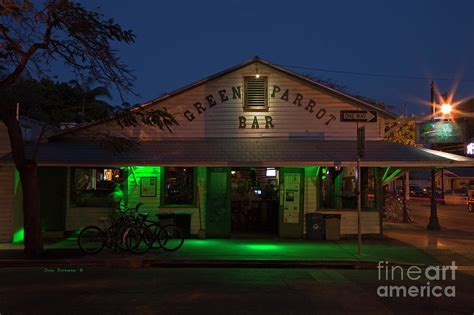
[175,211,193,238]
[324,214,341,241]
[305,213,325,240]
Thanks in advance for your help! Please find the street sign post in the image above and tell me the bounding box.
[356,125,364,256]
[357,126,365,158]
[340,110,378,123]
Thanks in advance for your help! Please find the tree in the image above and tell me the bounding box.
[1,78,114,124]
[384,115,417,146]
[0,1,177,256]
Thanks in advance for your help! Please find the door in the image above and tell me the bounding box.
[206,167,231,237]
[279,168,305,238]
[39,167,67,232]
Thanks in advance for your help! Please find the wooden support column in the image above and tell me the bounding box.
[375,167,384,236]
[315,168,321,211]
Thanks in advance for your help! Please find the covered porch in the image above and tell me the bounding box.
[1,138,472,242]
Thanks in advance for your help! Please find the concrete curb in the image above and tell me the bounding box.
[0,258,426,270]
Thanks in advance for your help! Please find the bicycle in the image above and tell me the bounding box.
[134,212,185,252]
[383,193,414,223]
[77,202,146,254]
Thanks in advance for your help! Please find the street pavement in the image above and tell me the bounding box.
[407,200,474,233]
[0,267,473,314]
[384,200,474,274]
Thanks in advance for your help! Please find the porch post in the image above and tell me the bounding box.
[427,168,441,230]
[375,167,384,236]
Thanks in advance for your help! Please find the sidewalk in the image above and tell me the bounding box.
[0,237,438,269]
[384,222,474,274]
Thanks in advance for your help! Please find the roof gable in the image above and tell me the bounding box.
[52,57,395,140]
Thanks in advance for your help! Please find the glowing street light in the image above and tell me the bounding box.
[440,103,452,115]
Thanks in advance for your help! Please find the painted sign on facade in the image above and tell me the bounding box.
[416,121,463,144]
[467,142,474,156]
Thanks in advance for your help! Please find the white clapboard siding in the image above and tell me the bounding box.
[66,166,202,234]
[316,210,380,235]
[65,206,114,231]
[126,166,201,234]
[59,63,385,141]
[0,166,14,242]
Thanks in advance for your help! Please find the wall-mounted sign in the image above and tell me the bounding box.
[283,173,300,224]
[340,110,377,123]
[416,121,463,144]
[182,84,338,127]
[140,177,157,197]
[467,142,474,156]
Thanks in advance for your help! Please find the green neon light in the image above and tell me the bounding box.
[13,228,24,244]
[322,175,327,180]
[384,168,402,182]
[322,167,327,174]
[382,167,391,181]
[315,166,321,177]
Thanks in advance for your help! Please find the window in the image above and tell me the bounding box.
[244,76,268,110]
[163,167,195,206]
[70,168,124,207]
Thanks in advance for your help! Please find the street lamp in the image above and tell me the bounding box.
[440,103,452,115]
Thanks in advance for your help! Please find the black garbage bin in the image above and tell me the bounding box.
[305,213,325,240]
[175,211,192,238]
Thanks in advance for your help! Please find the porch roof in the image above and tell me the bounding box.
[1,138,473,168]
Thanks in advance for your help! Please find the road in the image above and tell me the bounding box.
[1,267,473,314]
[408,200,474,233]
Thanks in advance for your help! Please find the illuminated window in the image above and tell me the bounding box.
[71,167,124,207]
[244,76,268,110]
[163,167,195,205]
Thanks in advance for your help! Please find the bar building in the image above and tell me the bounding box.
[1,57,473,242]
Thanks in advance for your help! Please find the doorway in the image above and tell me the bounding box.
[230,167,279,235]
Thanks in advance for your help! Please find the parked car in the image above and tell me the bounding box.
[409,185,424,197]
[422,187,443,198]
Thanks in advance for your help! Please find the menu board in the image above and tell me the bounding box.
[283,173,300,224]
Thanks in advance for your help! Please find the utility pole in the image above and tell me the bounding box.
[427,81,441,230]
[431,81,435,120]
[356,112,364,256]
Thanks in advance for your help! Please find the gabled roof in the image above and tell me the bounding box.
[50,56,397,138]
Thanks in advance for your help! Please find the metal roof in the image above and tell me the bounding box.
[2,139,473,167]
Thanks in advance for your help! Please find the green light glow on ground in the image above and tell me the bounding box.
[12,228,24,244]
[244,244,282,251]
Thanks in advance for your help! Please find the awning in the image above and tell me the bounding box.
[1,139,473,167]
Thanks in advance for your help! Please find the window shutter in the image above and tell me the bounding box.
[244,76,268,110]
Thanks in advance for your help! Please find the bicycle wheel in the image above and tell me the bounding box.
[158,225,184,252]
[109,224,129,251]
[78,226,105,255]
[146,223,163,249]
[125,226,153,254]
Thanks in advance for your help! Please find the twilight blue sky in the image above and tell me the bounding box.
[76,0,474,115]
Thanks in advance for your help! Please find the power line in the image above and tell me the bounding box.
[277,64,474,83]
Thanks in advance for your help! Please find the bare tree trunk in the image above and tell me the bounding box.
[1,108,43,256]
[19,161,43,256]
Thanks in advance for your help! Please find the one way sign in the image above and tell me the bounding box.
[340,110,377,123]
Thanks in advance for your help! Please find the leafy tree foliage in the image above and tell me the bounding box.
[0,1,178,256]
[384,115,417,146]
[0,78,113,124]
